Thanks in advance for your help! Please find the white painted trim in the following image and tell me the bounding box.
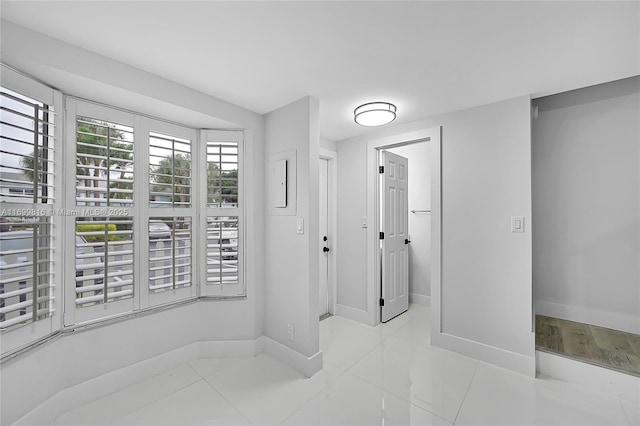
[335,303,371,325]
[432,331,536,377]
[535,301,640,335]
[409,293,431,306]
[366,127,442,328]
[536,350,640,403]
[430,128,442,337]
[319,148,338,316]
[13,338,265,426]
[262,337,323,378]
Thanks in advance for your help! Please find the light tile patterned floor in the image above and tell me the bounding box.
[51,305,638,425]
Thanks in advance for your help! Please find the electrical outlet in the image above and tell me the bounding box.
[287,324,295,341]
[511,216,525,233]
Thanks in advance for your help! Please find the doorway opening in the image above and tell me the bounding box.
[364,127,442,329]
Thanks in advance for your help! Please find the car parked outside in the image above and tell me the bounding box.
[0,229,103,324]
[149,220,172,240]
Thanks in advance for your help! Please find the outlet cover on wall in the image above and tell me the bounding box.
[511,216,525,233]
[287,324,295,341]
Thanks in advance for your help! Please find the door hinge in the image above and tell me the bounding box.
[379,232,384,240]
[379,166,384,174]
[379,298,385,307]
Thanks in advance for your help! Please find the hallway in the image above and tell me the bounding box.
[46,305,637,425]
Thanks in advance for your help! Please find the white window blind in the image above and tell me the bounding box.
[0,219,53,329]
[206,216,238,285]
[149,217,192,292]
[75,217,134,307]
[0,84,56,332]
[1,87,55,205]
[207,140,238,208]
[75,117,134,207]
[203,130,243,296]
[149,132,191,207]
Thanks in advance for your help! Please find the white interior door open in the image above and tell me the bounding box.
[319,158,330,318]
[381,150,409,322]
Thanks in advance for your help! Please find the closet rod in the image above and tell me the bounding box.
[411,210,431,213]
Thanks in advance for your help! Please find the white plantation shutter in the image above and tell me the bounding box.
[0,219,53,329]
[148,217,192,292]
[0,66,62,354]
[202,130,244,297]
[0,85,56,330]
[149,132,191,208]
[144,121,197,307]
[3,78,247,355]
[75,217,134,307]
[0,87,55,206]
[64,99,136,325]
[206,216,239,285]
[75,116,134,207]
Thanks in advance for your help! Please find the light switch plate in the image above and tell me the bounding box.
[361,216,368,228]
[296,218,304,234]
[511,216,525,233]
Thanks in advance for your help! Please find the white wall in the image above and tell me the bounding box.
[264,97,321,372]
[0,22,267,425]
[320,137,337,152]
[336,138,369,314]
[532,76,640,334]
[337,96,535,375]
[388,143,432,302]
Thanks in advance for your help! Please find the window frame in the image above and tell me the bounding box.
[200,130,245,297]
[0,65,64,353]
[141,119,198,308]
[2,73,247,357]
[63,99,138,326]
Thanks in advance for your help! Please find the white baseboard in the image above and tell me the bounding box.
[335,303,370,325]
[409,293,431,306]
[535,301,640,335]
[14,339,264,426]
[262,337,323,378]
[536,350,639,403]
[432,331,536,377]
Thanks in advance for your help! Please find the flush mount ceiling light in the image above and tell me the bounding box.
[354,102,397,126]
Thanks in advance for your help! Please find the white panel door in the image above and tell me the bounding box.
[319,158,330,317]
[381,151,409,322]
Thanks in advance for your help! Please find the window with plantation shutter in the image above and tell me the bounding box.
[1,87,55,205]
[75,217,134,307]
[0,86,55,329]
[2,77,249,356]
[0,219,53,329]
[144,122,196,306]
[75,116,134,207]
[64,100,137,325]
[149,217,192,292]
[202,130,244,297]
[0,68,61,353]
[149,132,191,208]
[206,216,238,285]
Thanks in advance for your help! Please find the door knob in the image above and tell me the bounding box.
[323,247,330,253]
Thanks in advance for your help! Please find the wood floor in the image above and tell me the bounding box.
[535,315,640,376]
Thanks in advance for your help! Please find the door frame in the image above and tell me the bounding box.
[320,148,338,316]
[365,127,442,326]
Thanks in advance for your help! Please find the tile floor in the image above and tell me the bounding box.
[536,315,640,376]
[51,305,639,425]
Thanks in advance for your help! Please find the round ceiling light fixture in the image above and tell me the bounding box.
[354,102,397,126]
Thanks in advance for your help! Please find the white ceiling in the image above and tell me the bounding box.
[1,1,638,141]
